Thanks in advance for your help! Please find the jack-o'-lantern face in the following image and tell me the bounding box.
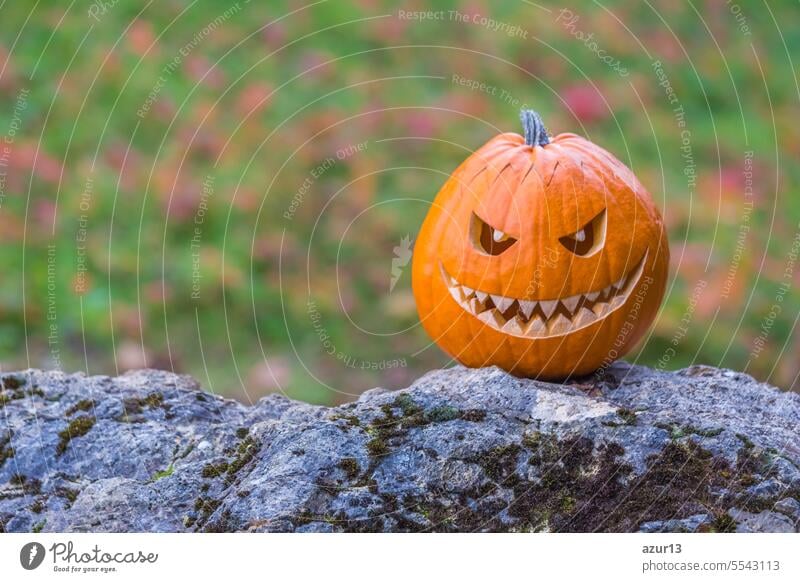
[412,110,669,379]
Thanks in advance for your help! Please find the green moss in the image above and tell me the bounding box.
[31,520,45,533]
[235,427,249,439]
[56,415,96,456]
[30,499,45,513]
[1,375,25,390]
[616,408,637,426]
[226,436,260,476]
[602,409,644,428]
[330,413,361,428]
[521,431,541,449]
[0,435,14,467]
[394,393,422,417]
[338,457,360,480]
[481,444,522,482]
[315,477,341,496]
[142,392,165,407]
[734,443,775,488]
[656,422,724,440]
[357,398,489,479]
[295,509,315,526]
[366,437,389,457]
[425,406,461,423]
[694,426,724,437]
[736,433,755,449]
[0,376,43,408]
[525,432,563,463]
[201,460,229,478]
[739,474,757,486]
[560,496,576,513]
[292,508,340,528]
[654,422,677,438]
[56,487,79,505]
[461,409,487,422]
[202,509,237,533]
[194,497,221,523]
[65,399,95,416]
[10,474,42,495]
[151,464,175,481]
[709,512,737,533]
[119,392,165,418]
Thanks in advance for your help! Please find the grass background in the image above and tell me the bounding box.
[0,0,798,404]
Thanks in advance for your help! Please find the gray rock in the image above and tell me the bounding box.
[746,479,786,500]
[773,497,800,525]
[729,508,796,533]
[1,363,798,532]
[639,513,711,533]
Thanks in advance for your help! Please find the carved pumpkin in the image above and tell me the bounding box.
[412,109,669,379]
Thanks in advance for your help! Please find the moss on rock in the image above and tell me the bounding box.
[56,416,96,456]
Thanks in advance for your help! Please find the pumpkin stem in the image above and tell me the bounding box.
[520,109,550,147]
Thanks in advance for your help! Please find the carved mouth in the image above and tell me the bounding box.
[440,253,647,338]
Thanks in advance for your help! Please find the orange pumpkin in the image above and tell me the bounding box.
[412,110,669,379]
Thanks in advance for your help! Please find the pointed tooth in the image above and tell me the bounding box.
[477,310,494,325]
[619,271,636,293]
[448,286,462,303]
[560,295,580,314]
[574,306,598,327]
[592,301,609,317]
[502,318,525,335]
[462,285,475,298]
[526,316,547,336]
[548,313,572,334]
[440,264,455,287]
[539,299,558,319]
[493,295,514,313]
[519,299,535,319]
[468,297,482,314]
[585,290,601,302]
[478,309,503,327]
[475,290,488,303]
[610,294,626,309]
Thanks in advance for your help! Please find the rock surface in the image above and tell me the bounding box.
[0,363,798,533]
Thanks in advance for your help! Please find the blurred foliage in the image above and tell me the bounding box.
[0,0,798,403]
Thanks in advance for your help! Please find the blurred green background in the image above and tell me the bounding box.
[0,0,798,404]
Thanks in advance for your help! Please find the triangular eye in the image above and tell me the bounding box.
[559,208,607,256]
[471,212,517,256]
